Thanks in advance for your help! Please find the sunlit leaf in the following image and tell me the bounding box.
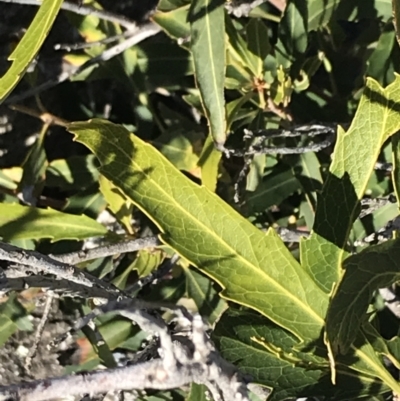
[99,175,134,234]
[189,0,226,146]
[326,238,400,355]
[0,0,63,103]
[69,119,328,344]
[0,203,107,241]
[213,309,390,401]
[302,75,400,293]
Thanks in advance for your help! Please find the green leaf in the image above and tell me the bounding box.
[64,185,106,219]
[152,129,202,173]
[246,19,270,73]
[366,22,396,86]
[213,309,390,401]
[131,249,164,278]
[392,131,400,202]
[246,166,302,212]
[137,43,193,77]
[308,0,338,31]
[301,75,400,293]
[275,0,308,67]
[152,6,190,41]
[186,384,207,401]
[46,155,99,191]
[394,0,400,46]
[0,0,63,103]
[99,175,134,234]
[81,324,117,369]
[18,123,48,203]
[350,201,398,244]
[0,203,107,241]
[225,18,262,79]
[69,119,328,344]
[0,315,18,347]
[197,134,222,191]
[80,317,136,364]
[290,152,323,227]
[326,238,400,355]
[189,0,226,146]
[184,267,227,325]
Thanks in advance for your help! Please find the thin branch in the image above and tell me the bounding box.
[375,161,393,172]
[359,194,397,219]
[0,0,137,29]
[379,287,400,319]
[245,123,337,139]
[24,292,54,374]
[0,274,118,299]
[275,227,309,242]
[353,216,400,247]
[0,306,251,401]
[51,236,160,265]
[225,0,268,17]
[51,297,189,349]
[54,31,132,52]
[0,241,122,298]
[222,124,336,157]
[5,23,161,104]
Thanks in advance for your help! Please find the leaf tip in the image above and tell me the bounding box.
[324,331,337,385]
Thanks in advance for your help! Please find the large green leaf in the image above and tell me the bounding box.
[188,0,226,146]
[326,238,400,355]
[0,203,107,241]
[69,119,328,344]
[301,75,400,293]
[213,309,390,401]
[0,0,63,103]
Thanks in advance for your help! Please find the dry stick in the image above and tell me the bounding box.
[24,292,54,374]
[50,255,180,348]
[0,0,136,29]
[359,194,397,219]
[0,241,121,298]
[51,236,160,265]
[275,227,309,242]
[231,124,336,203]
[5,22,161,104]
[379,287,400,319]
[1,274,118,299]
[224,124,336,159]
[225,0,268,17]
[0,308,250,401]
[353,216,400,247]
[54,31,133,52]
[375,161,393,172]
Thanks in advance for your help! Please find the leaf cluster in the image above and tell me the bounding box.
[1,0,400,400]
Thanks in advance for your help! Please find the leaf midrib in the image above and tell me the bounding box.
[108,136,325,333]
